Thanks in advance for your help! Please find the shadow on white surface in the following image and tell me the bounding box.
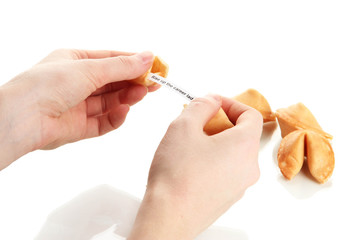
[272,139,333,199]
[92,225,248,240]
[35,185,248,240]
[259,122,277,150]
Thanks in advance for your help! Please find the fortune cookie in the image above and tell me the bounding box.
[276,102,334,183]
[131,56,169,87]
[277,129,335,183]
[233,89,276,123]
[275,103,332,140]
[277,130,306,180]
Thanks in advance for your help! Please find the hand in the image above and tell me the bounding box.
[0,49,155,169]
[128,95,263,240]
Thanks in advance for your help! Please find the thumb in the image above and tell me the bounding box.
[83,51,154,87]
[181,94,222,131]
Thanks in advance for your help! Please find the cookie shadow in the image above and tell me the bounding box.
[272,138,333,199]
[260,121,277,149]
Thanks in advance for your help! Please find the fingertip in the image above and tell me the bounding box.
[221,97,253,124]
[232,108,263,139]
[136,51,154,65]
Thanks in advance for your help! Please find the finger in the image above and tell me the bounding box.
[91,81,161,96]
[39,49,135,63]
[82,51,154,87]
[98,104,130,136]
[220,97,263,137]
[179,94,222,131]
[71,49,135,59]
[147,83,162,92]
[85,104,130,138]
[86,84,147,117]
[90,81,131,96]
[221,97,254,125]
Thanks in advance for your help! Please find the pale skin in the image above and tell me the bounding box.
[0,49,263,239]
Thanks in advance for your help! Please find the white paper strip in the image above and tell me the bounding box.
[147,73,196,101]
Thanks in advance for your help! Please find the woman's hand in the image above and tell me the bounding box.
[0,49,155,169]
[128,95,263,240]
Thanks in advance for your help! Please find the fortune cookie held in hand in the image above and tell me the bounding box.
[131,56,169,87]
[202,89,275,135]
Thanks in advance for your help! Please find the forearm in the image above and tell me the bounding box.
[0,84,40,170]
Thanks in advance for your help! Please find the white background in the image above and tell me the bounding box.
[0,0,359,239]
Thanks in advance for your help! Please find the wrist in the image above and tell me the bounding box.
[127,185,195,240]
[0,84,41,170]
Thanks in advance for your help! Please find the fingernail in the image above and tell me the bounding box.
[137,51,154,65]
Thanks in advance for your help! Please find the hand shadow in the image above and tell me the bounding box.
[34,185,140,240]
[35,185,249,240]
[272,139,332,199]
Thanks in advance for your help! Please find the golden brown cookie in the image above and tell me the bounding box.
[233,89,276,123]
[275,103,332,140]
[131,56,169,87]
[277,129,335,183]
[277,130,306,180]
